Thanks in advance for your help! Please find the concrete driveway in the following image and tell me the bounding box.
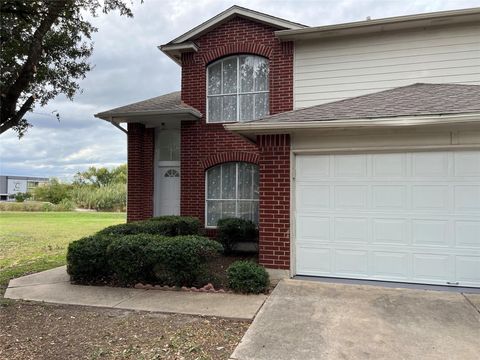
[231,279,480,360]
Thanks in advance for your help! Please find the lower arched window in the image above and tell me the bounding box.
[205,162,259,227]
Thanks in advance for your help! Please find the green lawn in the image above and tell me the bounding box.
[0,212,125,286]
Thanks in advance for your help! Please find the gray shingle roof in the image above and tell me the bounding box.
[95,91,201,119]
[253,83,480,123]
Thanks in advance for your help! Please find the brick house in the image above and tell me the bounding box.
[96,6,480,287]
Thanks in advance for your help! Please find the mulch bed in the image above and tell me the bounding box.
[0,301,250,360]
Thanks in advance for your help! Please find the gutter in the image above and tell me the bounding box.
[224,113,480,134]
[275,7,480,41]
[94,108,202,122]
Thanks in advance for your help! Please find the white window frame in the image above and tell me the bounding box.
[205,162,259,228]
[206,55,269,124]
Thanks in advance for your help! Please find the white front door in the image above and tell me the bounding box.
[295,150,480,288]
[154,128,181,216]
[157,165,180,216]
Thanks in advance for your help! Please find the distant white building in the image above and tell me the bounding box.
[0,175,49,201]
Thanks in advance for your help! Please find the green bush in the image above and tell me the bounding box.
[98,216,201,237]
[67,235,113,281]
[227,261,269,294]
[14,192,31,202]
[217,218,258,255]
[107,234,161,284]
[156,235,223,286]
[32,179,72,204]
[106,234,222,286]
[149,215,201,236]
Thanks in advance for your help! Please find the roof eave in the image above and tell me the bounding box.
[94,108,202,122]
[158,42,199,66]
[225,113,480,137]
[275,7,480,41]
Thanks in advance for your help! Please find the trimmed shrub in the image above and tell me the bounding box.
[227,261,269,294]
[97,216,201,237]
[106,234,223,286]
[155,235,223,286]
[67,235,113,281]
[107,234,161,284]
[150,215,201,236]
[217,218,258,255]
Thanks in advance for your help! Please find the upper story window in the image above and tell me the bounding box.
[207,55,269,123]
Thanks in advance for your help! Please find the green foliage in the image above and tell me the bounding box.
[73,164,127,187]
[98,216,201,237]
[107,234,159,284]
[70,182,126,211]
[66,235,114,281]
[227,261,269,294]
[14,192,31,202]
[155,236,223,286]
[106,234,223,286]
[0,0,134,136]
[32,178,72,204]
[149,216,202,236]
[217,218,258,255]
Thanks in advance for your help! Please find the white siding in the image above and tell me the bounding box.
[294,23,480,108]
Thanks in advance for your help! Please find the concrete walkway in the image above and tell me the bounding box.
[4,266,267,320]
[231,279,480,360]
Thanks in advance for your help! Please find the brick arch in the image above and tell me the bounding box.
[201,42,273,65]
[201,151,259,170]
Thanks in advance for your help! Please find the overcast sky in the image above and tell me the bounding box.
[1,0,479,180]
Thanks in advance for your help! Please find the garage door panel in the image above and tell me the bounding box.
[412,185,449,210]
[372,153,406,176]
[456,256,480,284]
[373,219,408,245]
[295,151,480,287]
[412,152,449,177]
[297,216,330,241]
[334,218,368,243]
[297,185,330,210]
[334,185,368,208]
[296,247,331,275]
[296,155,330,178]
[454,185,480,210]
[455,220,480,247]
[372,185,406,209]
[334,250,368,276]
[412,219,450,247]
[454,152,480,176]
[371,252,410,280]
[334,154,367,177]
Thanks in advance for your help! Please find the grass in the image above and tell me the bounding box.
[0,211,125,287]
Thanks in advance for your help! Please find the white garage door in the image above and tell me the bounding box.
[295,150,480,287]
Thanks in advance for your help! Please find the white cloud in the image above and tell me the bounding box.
[1,0,479,180]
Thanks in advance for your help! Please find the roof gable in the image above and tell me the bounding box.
[169,5,306,45]
[160,5,306,64]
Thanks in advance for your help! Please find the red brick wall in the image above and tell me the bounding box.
[257,134,291,270]
[127,123,154,222]
[180,16,294,231]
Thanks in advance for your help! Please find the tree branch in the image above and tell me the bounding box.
[0,0,70,133]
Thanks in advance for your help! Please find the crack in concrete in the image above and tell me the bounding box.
[461,293,480,315]
[111,289,148,308]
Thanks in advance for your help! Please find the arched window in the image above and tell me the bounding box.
[205,162,259,227]
[207,55,269,123]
